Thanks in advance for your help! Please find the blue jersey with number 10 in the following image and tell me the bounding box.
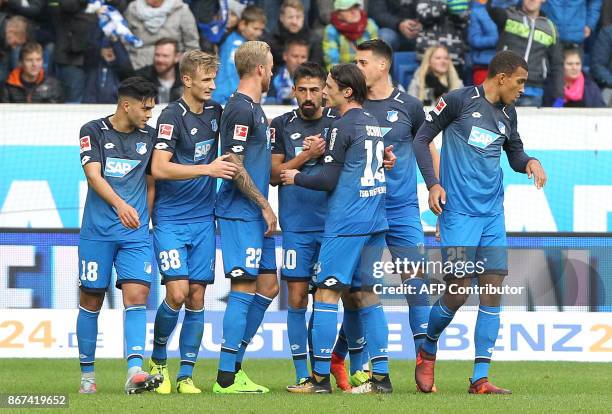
[272,108,337,232]
[323,108,388,237]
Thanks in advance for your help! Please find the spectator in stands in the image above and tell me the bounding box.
[323,0,378,70]
[368,0,421,51]
[469,0,499,85]
[0,15,31,83]
[124,0,199,70]
[600,0,612,27]
[1,41,63,102]
[83,33,133,103]
[408,44,463,105]
[262,0,323,69]
[414,0,470,73]
[544,49,605,107]
[542,1,601,48]
[135,37,182,103]
[191,0,232,52]
[257,0,311,34]
[488,0,563,106]
[265,38,309,105]
[591,24,612,105]
[212,5,266,104]
[52,0,98,103]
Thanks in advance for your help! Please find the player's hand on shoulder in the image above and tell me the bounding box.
[526,159,546,189]
[280,169,299,185]
[206,154,240,180]
[428,184,446,216]
[383,145,396,170]
[262,205,278,236]
[115,201,140,229]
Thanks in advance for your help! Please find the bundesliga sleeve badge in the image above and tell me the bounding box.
[80,136,91,153]
[158,124,174,140]
[433,97,447,115]
[233,124,249,141]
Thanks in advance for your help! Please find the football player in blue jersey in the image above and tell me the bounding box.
[329,40,442,391]
[148,51,239,394]
[76,77,162,395]
[281,64,397,394]
[269,62,333,388]
[213,41,279,394]
[413,50,547,394]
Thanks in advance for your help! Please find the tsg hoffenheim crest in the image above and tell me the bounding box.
[387,110,399,122]
[498,121,506,135]
[136,142,147,155]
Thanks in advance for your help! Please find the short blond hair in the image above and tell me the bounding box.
[180,50,219,77]
[235,41,271,78]
[281,0,304,14]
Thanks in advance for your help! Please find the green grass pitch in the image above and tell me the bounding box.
[1,359,610,413]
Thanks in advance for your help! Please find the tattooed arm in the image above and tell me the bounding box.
[226,153,277,236]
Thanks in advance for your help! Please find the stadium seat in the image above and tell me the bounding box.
[392,51,419,89]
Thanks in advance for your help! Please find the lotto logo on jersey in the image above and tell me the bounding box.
[80,136,91,153]
[433,97,447,115]
[194,139,214,162]
[233,124,249,141]
[158,124,174,140]
[366,125,383,137]
[467,126,499,149]
[104,157,141,178]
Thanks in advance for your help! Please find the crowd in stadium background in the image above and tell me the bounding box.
[1,0,611,108]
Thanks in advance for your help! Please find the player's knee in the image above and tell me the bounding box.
[288,291,308,309]
[352,291,380,308]
[314,288,341,304]
[257,273,280,299]
[166,289,187,309]
[443,292,469,311]
[186,285,206,309]
[79,291,104,312]
[259,282,279,299]
[121,283,150,307]
[479,293,501,307]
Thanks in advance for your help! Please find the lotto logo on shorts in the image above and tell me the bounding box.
[233,125,249,141]
[80,136,91,153]
[158,124,174,140]
[433,97,446,115]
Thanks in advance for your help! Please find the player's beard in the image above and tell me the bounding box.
[300,101,318,118]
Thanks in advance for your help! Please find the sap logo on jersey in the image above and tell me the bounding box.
[104,157,141,177]
[468,126,499,149]
[366,125,383,137]
[194,139,214,162]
